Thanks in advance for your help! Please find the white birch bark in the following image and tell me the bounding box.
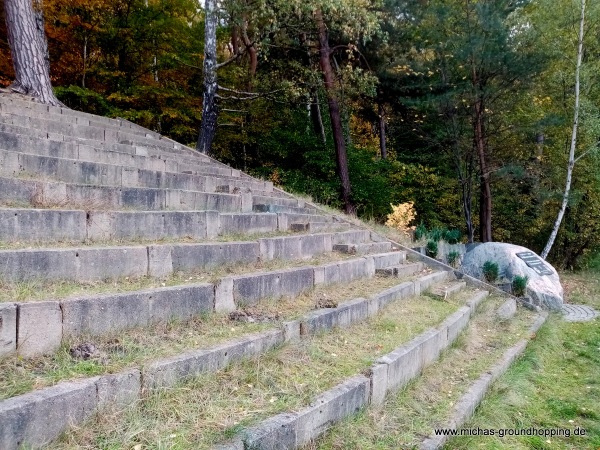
[541,0,586,259]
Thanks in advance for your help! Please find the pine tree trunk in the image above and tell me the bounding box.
[541,0,586,260]
[4,0,62,106]
[196,0,218,155]
[315,9,354,214]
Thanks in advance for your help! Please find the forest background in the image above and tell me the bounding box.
[1,0,599,269]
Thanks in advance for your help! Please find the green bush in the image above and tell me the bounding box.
[428,227,445,243]
[443,229,462,244]
[414,222,427,241]
[426,240,439,258]
[482,261,499,283]
[447,250,460,267]
[512,275,529,297]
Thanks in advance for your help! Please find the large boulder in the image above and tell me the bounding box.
[460,242,563,310]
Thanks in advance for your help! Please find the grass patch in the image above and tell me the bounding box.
[443,271,600,450]
[49,290,466,449]
[0,250,377,303]
[309,295,536,449]
[0,274,423,400]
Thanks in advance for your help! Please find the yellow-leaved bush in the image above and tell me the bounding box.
[385,202,417,236]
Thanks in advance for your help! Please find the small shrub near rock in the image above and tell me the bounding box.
[385,202,417,237]
[426,240,439,258]
[482,261,499,283]
[447,250,460,268]
[512,275,529,297]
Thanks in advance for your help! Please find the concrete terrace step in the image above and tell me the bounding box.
[429,280,468,299]
[314,296,540,450]
[0,229,379,282]
[0,149,286,201]
[0,209,343,243]
[0,174,253,212]
[0,126,248,180]
[333,241,397,256]
[0,255,417,360]
[0,270,458,448]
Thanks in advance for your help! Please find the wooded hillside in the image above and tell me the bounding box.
[2,0,599,268]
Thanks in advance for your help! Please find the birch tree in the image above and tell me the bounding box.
[197,0,218,154]
[541,0,585,259]
[4,0,62,105]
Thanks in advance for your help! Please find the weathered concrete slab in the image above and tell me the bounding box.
[294,375,371,447]
[438,306,471,350]
[0,377,99,450]
[370,362,388,407]
[376,262,423,279]
[0,208,86,242]
[219,213,278,235]
[87,210,218,241]
[371,251,407,269]
[300,298,369,335]
[259,235,302,260]
[371,281,415,312]
[17,302,62,357]
[143,330,284,389]
[233,267,315,306]
[96,369,141,411]
[0,303,17,356]
[243,413,298,450]
[171,242,260,271]
[497,298,517,320]
[321,258,372,285]
[415,271,450,296]
[0,246,148,282]
[62,284,214,337]
[331,230,370,245]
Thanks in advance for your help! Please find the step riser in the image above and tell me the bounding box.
[0,230,381,282]
[0,128,245,179]
[0,176,254,212]
[1,253,407,358]
[0,149,276,196]
[0,210,337,243]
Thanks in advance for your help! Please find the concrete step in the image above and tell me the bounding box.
[0,149,283,199]
[314,295,542,450]
[0,230,380,282]
[290,221,353,233]
[333,241,395,255]
[376,262,426,278]
[0,259,416,359]
[429,280,468,299]
[253,203,320,214]
[0,175,252,212]
[0,209,337,244]
[0,271,467,448]
[0,125,247,179]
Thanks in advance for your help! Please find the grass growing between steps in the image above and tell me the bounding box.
[307,295,537,450]
[0,250,380,303]
[0,275,416,400]
[50,290,466,449]
[445,271,600,450]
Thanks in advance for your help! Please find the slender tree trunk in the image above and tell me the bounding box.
[541,0,585,259]
[241,19,257,90]
[82,35,87,88]
[473,92,492,242]
[310,89,327,145]
[196,0,218,154]
[4,0,62,106]
[315,9,354,214]
[378,102,387,159]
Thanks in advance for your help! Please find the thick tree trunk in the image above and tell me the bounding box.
[196,0,219,155]
[315,9,354,214]
[378,102,387,159]
[473,93,492,242]
[541,0,586,260]
[4,0,61,106]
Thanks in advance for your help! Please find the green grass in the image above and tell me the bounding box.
[444,271,600,450]
[48,290,464,449]
[307,295,536,449]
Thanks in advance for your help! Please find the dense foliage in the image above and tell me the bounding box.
[1,0,599,267]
